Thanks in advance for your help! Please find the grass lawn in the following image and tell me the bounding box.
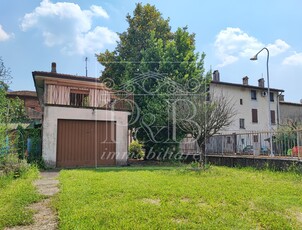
[56,166,302,229]
[0,167,42,229]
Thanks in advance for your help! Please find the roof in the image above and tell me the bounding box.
[211,80,284,92]
[280,101,302,106]
[32,71,101,83]
[7,90,37,97]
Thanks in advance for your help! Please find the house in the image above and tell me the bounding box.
[279,96,302,124]
[6,90,42,121]
[181,70,285,156]
[33,62,132,168]
[210,70,284,133]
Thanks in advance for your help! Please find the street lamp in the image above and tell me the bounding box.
[250,47,274,156]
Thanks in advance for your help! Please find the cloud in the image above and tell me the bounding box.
[267,39,290,56]
[214,27,290,67]
[0,24,12,41]
[282,52,302,66]
[20,0,117,55]
[89,5,109,18]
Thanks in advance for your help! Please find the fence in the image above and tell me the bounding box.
[0,126,42,161]
[180,130,302,160]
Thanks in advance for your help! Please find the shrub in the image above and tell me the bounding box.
[128,140,144,159]
[0,153,29,178]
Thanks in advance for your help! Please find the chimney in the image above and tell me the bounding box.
[258,78,265,88]
[51,62,57,73]
[279,94,284,102]
[212,70,220,82]
[242,76,249,85]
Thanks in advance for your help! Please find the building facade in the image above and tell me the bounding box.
[279,100,302,124]
[33,63,132,168]
[210,71,284,134]
[6,91,42,120]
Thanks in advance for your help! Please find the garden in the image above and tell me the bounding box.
[53,166,302,229]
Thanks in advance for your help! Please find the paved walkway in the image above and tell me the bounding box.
[5,171,60,230]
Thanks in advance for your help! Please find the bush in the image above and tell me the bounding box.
[0,153,29,178]
[128,140,144,159]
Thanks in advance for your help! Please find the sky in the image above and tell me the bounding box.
[0,0,302,102]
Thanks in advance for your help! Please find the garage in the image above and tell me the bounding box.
[56,119,116,167]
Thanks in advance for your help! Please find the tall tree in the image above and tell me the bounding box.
[97,3,210,158]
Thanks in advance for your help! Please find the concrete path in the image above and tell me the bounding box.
[5,171,60,230]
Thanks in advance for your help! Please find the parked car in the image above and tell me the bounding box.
[242,145,254,155]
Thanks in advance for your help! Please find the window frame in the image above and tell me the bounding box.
[270,92,274,102]
[70,89,89,107]
[251,90,257,100]
[270,110,276,124]
[252,109,258,123]
[239,118,245,129]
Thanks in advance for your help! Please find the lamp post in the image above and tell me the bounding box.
[250,47,274,156]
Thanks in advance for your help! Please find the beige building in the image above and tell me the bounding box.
[210,70,284,134]
[33,63,132,168]
[279,100,302,124]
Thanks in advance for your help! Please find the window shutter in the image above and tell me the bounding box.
[252,109,258,123]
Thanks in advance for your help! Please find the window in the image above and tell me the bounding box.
[252,109,258,123]
[271,110,276,124]
[270,92,274,102]
[70,90,89,107]
[206,86,210,101]
[253,135,258,143]
[240,99,243,105]
[227,136,231,144]
[239,118,245,129]
[251,90,257,100]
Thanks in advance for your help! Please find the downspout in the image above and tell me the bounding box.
[277,92,282,128]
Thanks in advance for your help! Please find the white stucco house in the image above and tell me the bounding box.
[204,71,285,155]
[210,70,284,134]
[33,63,132,168]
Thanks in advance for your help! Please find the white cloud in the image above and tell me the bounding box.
[0,24,12,41]
[214,27,290,67]
[90,5,109,19]
[267,39,290,56]
[282,52,302,66]
[20,0,117,55]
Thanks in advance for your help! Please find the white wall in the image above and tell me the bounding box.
[210,83,278,133]
[42,106,130,167]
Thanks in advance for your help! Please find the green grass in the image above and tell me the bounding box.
[0,167,42,229]
[56,166,302,229]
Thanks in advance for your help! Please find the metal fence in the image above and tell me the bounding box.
[180,130,302,160]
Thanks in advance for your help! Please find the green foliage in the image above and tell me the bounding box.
[0,167,41,229]
[129,140,144,159]
[56,167,302,229]
[97,3,210,156]
[0,153,29,178]
[0,88,28,125]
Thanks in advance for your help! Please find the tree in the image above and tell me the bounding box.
[97,3,210,158]
[0,58,28,154]
[0,56,12,86]
[175,91,235,167]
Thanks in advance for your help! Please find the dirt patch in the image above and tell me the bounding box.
[142,198,161,205]
[172,218,188,224]
[296,212,302,223]
[5,171,59,230]
[180,197,191,203]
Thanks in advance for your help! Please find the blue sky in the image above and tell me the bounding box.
[0,0,302,102]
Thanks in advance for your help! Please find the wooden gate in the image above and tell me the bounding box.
[56,120,116,167]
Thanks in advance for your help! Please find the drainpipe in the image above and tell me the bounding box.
[277,93,281,128]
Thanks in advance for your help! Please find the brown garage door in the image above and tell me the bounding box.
[57,120,116,167]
